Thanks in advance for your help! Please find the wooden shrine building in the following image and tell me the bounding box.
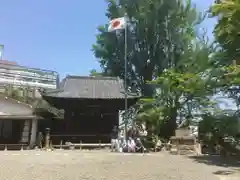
[0,94,39,149]
[0,85,63,150]
[42,76,139,144]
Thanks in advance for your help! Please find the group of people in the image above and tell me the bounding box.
[110,125,145,153]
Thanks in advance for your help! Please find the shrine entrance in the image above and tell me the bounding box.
[0,119,24,144]
[41,105,120,144]
[41,76,139,145]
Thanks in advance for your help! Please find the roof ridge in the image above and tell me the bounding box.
[43,75,140,100]
[66,75,120,80]
[61,77,67,89]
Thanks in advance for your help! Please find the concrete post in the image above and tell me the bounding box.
[20,119,31,143]
[29,118,38,148]
[45,128,50,149]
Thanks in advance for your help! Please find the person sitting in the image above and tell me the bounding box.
[135,137,146,152]
[121,138,128,152]
[127,137,136,152]
[127,127,140,152]
[154,139,163,152]
[118,130,125,152]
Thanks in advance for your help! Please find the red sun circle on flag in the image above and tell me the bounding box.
[112,20,120,28]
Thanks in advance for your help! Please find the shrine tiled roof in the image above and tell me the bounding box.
[42,76,140,99]
[0,94,33,116]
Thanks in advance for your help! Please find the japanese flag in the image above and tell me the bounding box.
[108,17,126,32]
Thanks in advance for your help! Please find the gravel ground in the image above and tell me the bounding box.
[0,150,239,180]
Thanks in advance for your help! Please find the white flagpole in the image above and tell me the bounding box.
[124,13,128,141]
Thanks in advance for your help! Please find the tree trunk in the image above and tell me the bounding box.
[142,66,154,97]
[161,96,179,139]
[167,106,178,137]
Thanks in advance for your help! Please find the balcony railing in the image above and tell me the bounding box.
[0,63,59,89]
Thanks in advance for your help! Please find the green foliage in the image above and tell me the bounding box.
[92,0,240,142]
[89,69,103,76]
[223,65,240,85]
[137,64,216,138]
[210,64,240,106]
[92,0,212,138]
[199,112,239,148]
[152,70,209,97]
[137,108,163,128]
[210,0,240,63]
[92,0,204,93]
[152,69,216,110]
[210,0,240,108]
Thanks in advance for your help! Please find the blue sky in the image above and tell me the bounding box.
[0,0,215,78]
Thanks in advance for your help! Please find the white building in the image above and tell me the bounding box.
[0,60,59,89]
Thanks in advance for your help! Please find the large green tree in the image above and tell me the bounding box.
[92,0,216,137]
[210,0,240,106]
[137,38,216,138]
[210,0,240,65]
[92,0,203,95]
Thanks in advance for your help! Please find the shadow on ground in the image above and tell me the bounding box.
[213,170,237,175]
[188,155,240,168]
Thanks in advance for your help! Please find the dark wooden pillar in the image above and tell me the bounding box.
[64,109,72,133]
[115,109,119,127]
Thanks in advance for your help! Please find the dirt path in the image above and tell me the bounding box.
[0,150,239,180]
